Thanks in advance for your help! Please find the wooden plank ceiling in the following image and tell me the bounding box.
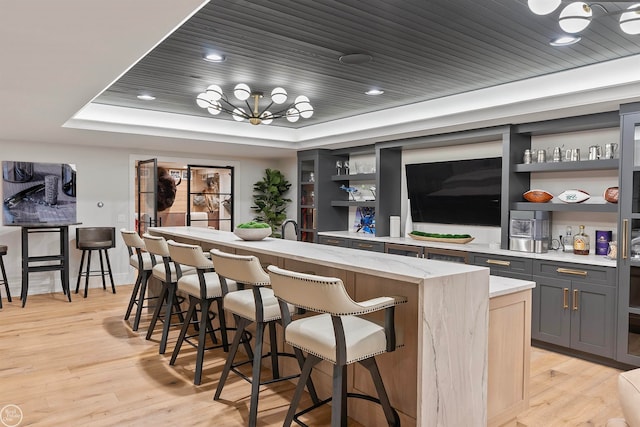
[94,0,640,128]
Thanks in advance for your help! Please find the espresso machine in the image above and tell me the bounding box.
[509,210,550,253]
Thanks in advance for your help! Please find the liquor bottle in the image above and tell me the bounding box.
[563,226,573,252]
[573,225,590,255]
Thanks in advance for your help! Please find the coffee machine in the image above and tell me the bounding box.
[509,210,550,253]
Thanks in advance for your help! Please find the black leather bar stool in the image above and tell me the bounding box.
[0,245,11,308]
[75,227,116,298]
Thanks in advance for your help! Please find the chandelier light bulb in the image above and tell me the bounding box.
[528,0,561,15]
[271,87,288,104]
[205,84,223,101]
[286,108,300,122]
[620,4,640,35]
[232,107,246,121]
[234,83,251,101]
[207,101,222,115]
[260,111,273,125]
[559,2,592,33]
[196,92,211,108]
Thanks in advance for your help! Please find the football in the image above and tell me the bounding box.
[604,186,619,203]
[523,189,553,203]
[557,189,590,203]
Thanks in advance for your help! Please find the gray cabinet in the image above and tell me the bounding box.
[318,236,349,247]
[532,260,616,358]
[469,252,532,280]
[349,239,385,252]
[617,103,640,366]
[385,242,423,257]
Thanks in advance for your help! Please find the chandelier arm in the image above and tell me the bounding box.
[268,103,296,119]
[218,98,249,119]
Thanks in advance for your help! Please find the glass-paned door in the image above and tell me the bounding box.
[185,165,233,231]
[618,106,640,365]
[137,158,158,236]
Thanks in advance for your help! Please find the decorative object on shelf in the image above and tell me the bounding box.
[523,189,553,203]
[408,231,474,244]
[536,149,546,163]
[573,224,590,255]
[523,149,532,164]
[566,148,581,161]
[525,2,640,45]
[604,186,619,203]
[354,207,375,234]
[234,222,272,240]
[195,83,313,125]
[606,240,617,259]
[561,225,573,252]
[336,161,343,175]
[552,146,563,162]
[604,142,619,159]
[389,216,400,238]
[595,230,613,255]
[369,186,376,200]
[405,198,413,237]
[343,161,349,175]
[251,168,291,237]
[340,185,359,201]
[588,145,601,160]
[557,189,590,203]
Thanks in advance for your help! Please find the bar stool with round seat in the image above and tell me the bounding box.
[0,244,12,308]
[75,227,116,298]
[142,234,195,354]
[167,240,241,384]
[120,229,160,331]
[210,249,318,427]
[267,265,406,427]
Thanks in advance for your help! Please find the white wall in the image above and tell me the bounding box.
[0,140,296,298]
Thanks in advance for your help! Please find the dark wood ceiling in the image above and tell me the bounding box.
[95,0,640,128]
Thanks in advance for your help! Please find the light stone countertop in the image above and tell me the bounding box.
[318,230,616,268]
[151,226,534,298]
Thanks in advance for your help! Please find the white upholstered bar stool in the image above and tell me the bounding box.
[166,240,238,385]
[142,234,195,354]
[120,229,159,331]
[267,265,406,427]
[210,249,318,427]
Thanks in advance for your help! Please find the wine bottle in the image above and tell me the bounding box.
[573,225,590,255]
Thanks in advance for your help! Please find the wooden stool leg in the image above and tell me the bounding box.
[98,250,107,290]
[0,255,11,302]
[132,271,150,331]
[75,250,86,294]
[104,249,115,293]
[84,250,92,298]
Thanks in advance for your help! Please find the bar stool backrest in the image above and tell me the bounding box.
[76,227,116,250]
[142,234,170,258]
[267,265,381,316]
[120,229,145,251]
[209,248,269,286]
[167,240,212,269]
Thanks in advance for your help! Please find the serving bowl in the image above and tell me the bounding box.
[233,226,272,241]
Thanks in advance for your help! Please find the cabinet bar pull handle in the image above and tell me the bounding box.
[486,259,510,266]
[326,239,340,244]
[358,244,373,248]
[563,288,569,309]
[623,219,629,260]
[556,267,588,277]
[573,289,579,311]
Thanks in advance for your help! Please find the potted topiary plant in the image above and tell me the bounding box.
[251,168,292,237]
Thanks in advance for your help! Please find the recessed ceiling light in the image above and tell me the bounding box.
[137,94,156,101]
[549,35,581,46]
[339,53,373,65]
[365,89,384,96]
[204,53,226,63]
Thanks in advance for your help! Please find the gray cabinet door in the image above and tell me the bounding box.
[532,275,571,347]
[570,280,616,358]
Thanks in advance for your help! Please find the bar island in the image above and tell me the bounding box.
[150,227,534,427]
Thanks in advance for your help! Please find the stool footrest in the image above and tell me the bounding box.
[292,392,400,427]
[229,351,300,386]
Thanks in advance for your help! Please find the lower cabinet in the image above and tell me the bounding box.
[531,260,616,358]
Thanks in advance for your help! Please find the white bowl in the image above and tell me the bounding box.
[233,226,272,241]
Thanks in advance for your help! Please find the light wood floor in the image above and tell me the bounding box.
[0,285,627,426]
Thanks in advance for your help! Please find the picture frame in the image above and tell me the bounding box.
[169,169,181,180]
[182,169,190,180]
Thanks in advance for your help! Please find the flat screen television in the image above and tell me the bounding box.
[405,157,502,226]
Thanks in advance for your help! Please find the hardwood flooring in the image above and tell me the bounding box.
[0,285,628,426]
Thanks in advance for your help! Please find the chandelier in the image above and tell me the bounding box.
[526,1,640,41]
[196,83,313,125]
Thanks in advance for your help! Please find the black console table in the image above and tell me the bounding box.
[13,223,80,307]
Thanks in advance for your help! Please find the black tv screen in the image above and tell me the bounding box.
[405,157,502,226]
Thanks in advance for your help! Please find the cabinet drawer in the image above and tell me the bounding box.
[471,253,532,276]
[318,236,349,247]
[385,243,423,257]
[533,260,615,286]
[349,239,385,253]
